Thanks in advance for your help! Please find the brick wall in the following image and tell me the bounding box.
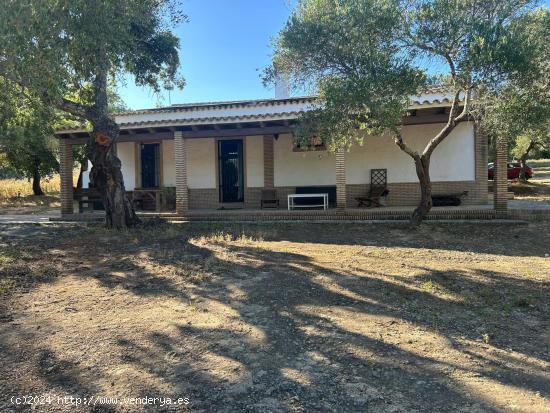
[263,135,274,188]
[188,188,218,209]
[336,148,346,208]
[59,140,74,215]
[494,136,508,214]
[346,181,484,207]
[474,122,489,206]
[174,132,189,214]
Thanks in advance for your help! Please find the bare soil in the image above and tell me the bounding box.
[510,160,550,202]
[0,222,549,412]
[0,194,60,215]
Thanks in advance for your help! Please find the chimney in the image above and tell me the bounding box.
[275,72,290,99]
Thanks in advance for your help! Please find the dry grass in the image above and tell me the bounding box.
[529,159,550,182]
[0,175,62,200]
[0,173,79,214]
[508,159,550,200]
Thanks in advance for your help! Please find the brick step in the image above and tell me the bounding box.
[175,210,504,222]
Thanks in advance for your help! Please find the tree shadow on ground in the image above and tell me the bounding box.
[120,220,550,260]
[0,222,549,412]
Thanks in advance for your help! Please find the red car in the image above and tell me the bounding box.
[488,162,534,180]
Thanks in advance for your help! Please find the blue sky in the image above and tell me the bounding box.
[118,0,550,110]
[118,0,296,109]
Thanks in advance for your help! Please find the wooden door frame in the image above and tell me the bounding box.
[215,136,247,207]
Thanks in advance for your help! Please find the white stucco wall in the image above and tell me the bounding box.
[81,160,92,188]
[246,136,264,187]
[162,140,176,186]
[274,134,336,187]
[187,138,216,189]
[117,142,136,190]
[113,121,475,192]
[346,122,475,184]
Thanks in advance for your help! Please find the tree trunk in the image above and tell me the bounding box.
[86,124,140,229]
[31,161,44,196]
[85,65,140,229]
[519,139,536,182]
[410,155,432,226]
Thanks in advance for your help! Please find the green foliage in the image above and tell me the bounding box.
[480,8,550,157]
[267,0,425,149]
[0,0,185,225]
[406,0,538,89]
[269,0,543,151]
[0,153,22,179]
[0,0,184,116]
[0,81,59,184]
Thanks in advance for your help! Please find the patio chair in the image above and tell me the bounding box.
[261,189,279,209]
[355,169,389,208]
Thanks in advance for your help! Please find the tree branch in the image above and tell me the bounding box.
[454,87,472,122]
[422,89,463,158]
[55,98,90,119]
[393,130,419,160]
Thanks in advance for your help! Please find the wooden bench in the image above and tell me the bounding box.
[132,188,166,212]
[74,188,135,212]
[73,188,103,213]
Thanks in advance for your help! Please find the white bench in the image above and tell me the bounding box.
[288,193,329,210]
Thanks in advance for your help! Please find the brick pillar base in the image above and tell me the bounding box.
[59,140,74,215]
[174,131,189,215]
[494,137,508,214]
[474,123,489,202]
[263,135,274,188]
[336,148,346,209]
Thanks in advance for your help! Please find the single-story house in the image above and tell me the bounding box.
[55,86,509,219]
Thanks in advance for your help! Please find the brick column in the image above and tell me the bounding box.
[494,136,508,214]
[59,139,74,215]
[336,148,346,209]
[474,123,489,203]
[263,135,274,188]
[174,131,189,215]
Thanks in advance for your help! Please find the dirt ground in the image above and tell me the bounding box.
[0,221,549,412]
[510,160,550,202]
[0,194,60,216]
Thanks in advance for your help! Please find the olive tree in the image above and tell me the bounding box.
[481,8,550,182]
[0,0,185,228]
[268,0,543,224]
[0,81,59,195]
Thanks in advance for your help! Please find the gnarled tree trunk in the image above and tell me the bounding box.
[85,66,140,229]
[519,139,536,182]
[411,155,432,226]
[86,118,140,229]
[393,89,470,226]
[31,159,44,195]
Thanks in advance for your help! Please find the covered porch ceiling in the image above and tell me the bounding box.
[56,105,455,145]
[57,119,294,145]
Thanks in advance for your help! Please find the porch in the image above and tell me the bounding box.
[52,204,513,224]
[55,95,510,220]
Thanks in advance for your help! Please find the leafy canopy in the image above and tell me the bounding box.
[267,0,425,149]
[268,0,542,150]
[0,81,59,181]
[480,7,550,153]
[0,0,185,116]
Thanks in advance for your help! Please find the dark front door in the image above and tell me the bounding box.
[141,143,160,188]
[218,140,244,203]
